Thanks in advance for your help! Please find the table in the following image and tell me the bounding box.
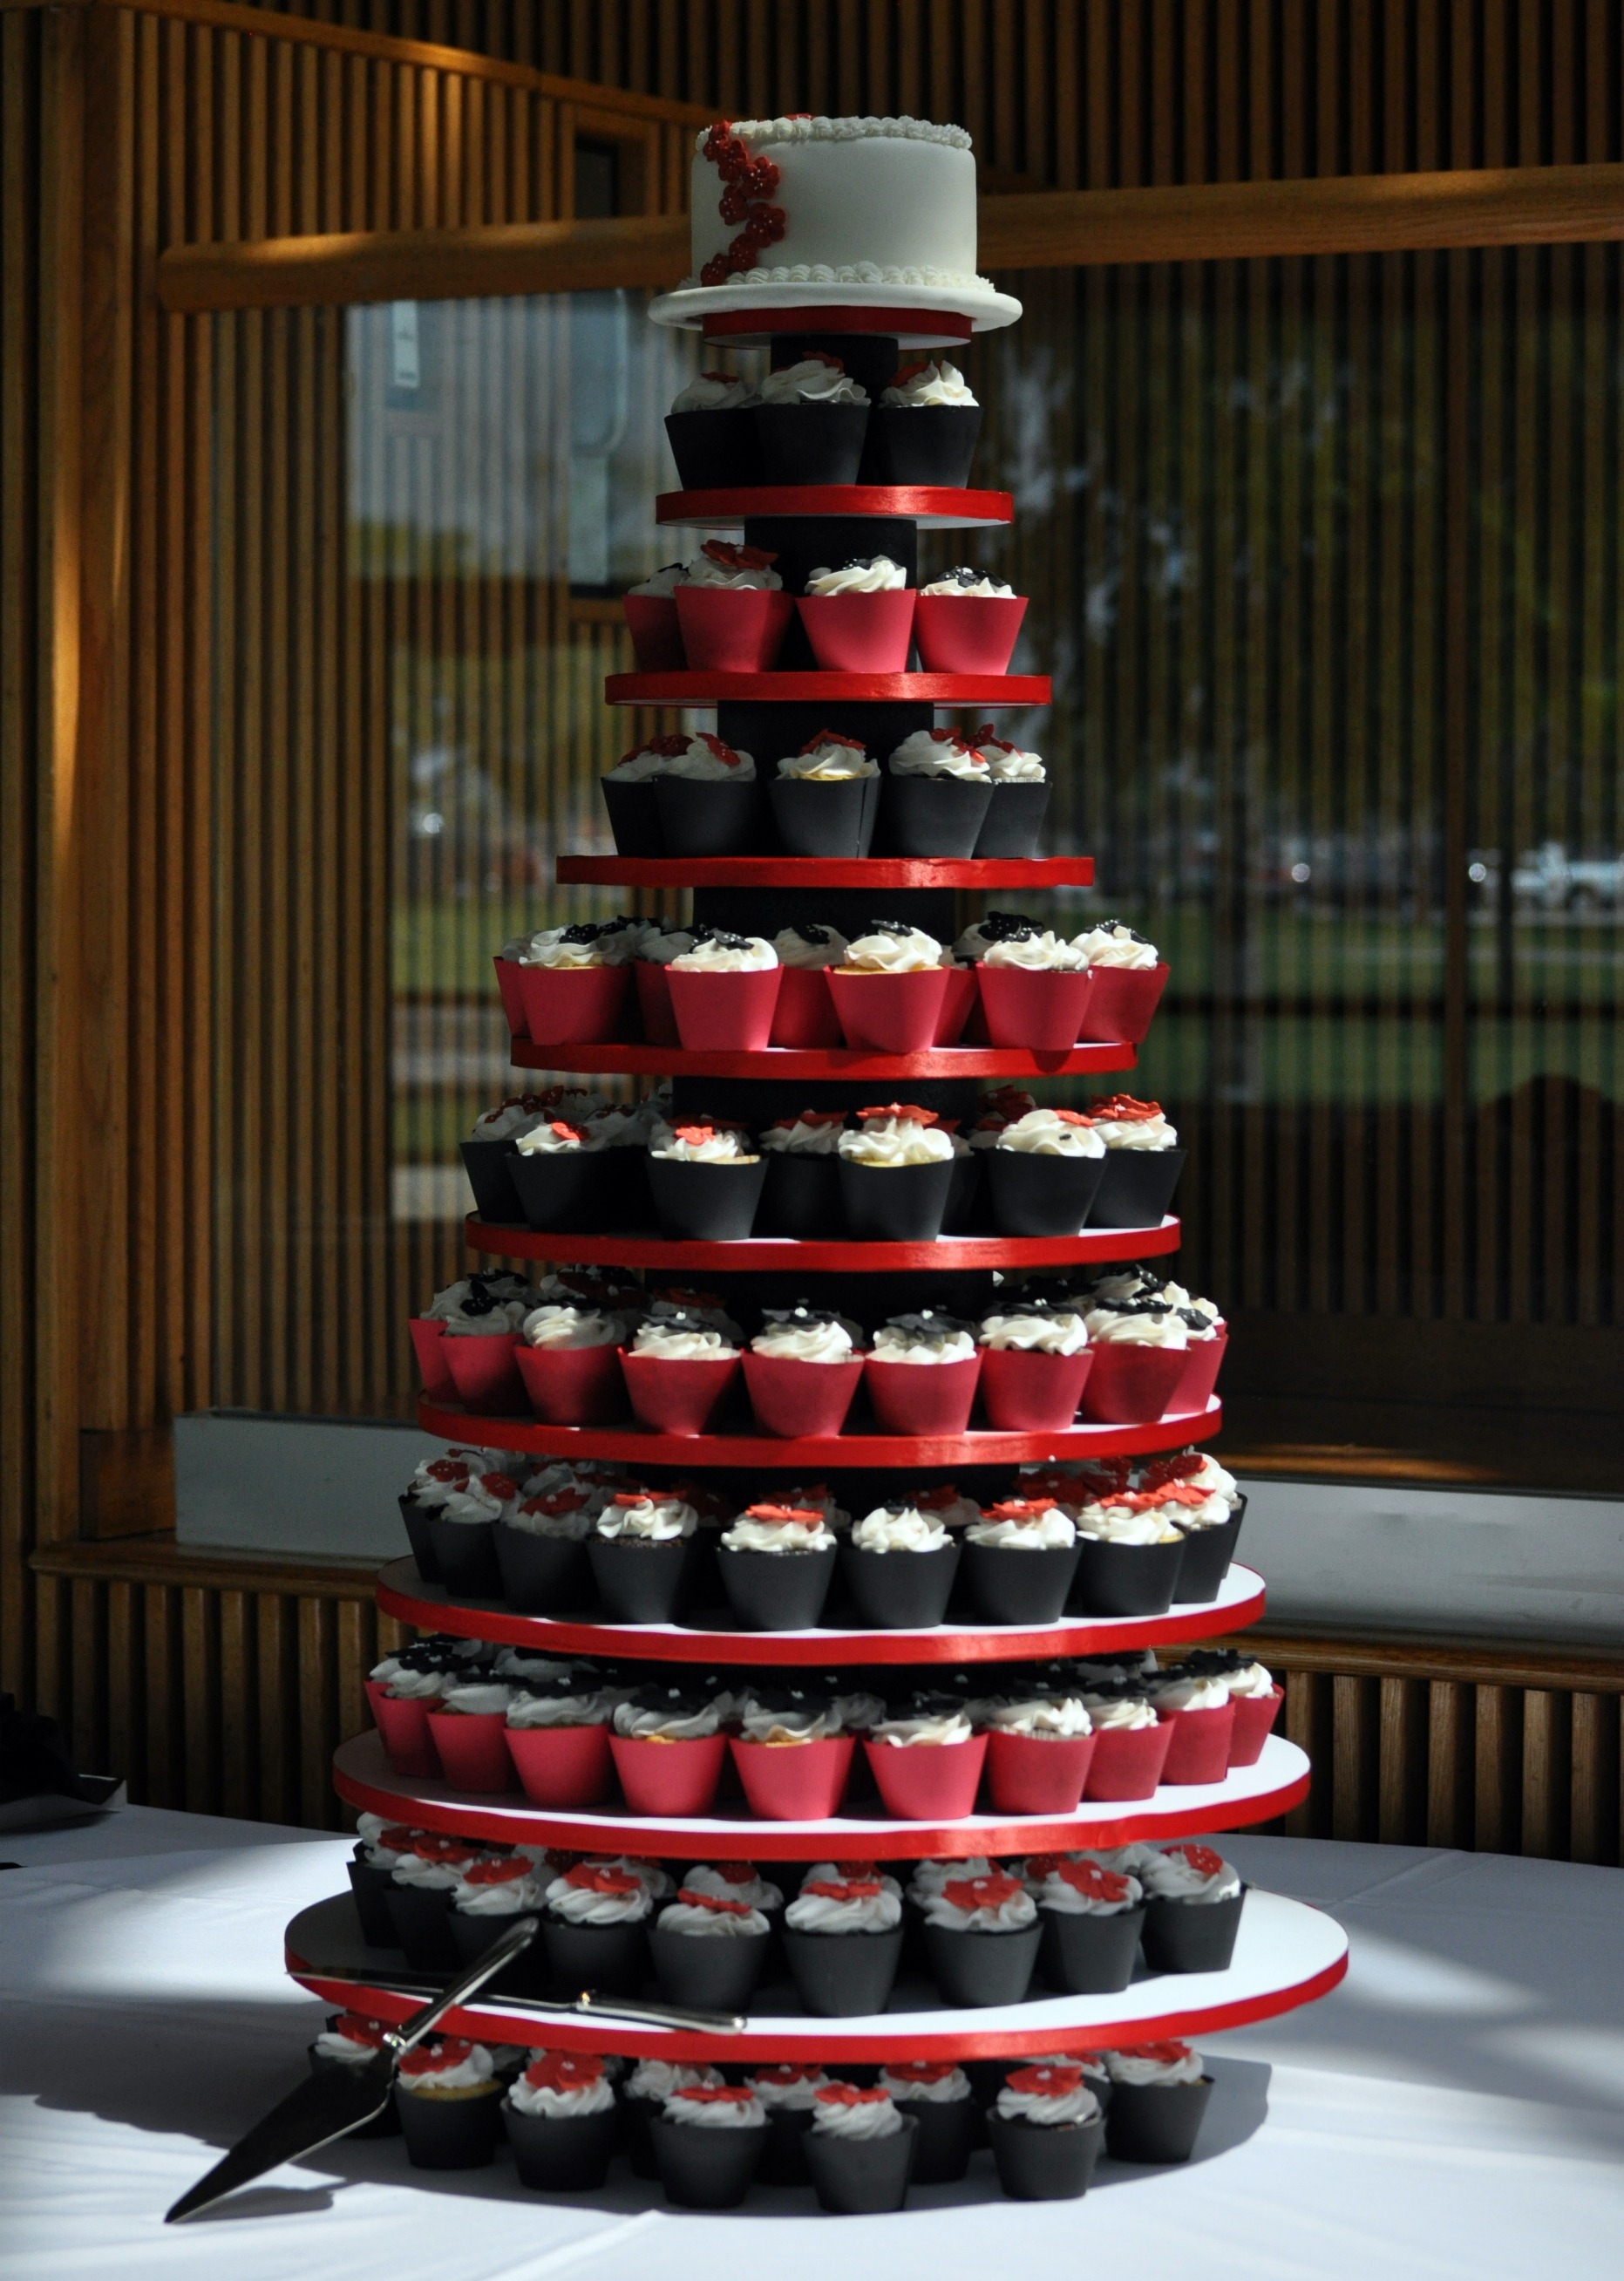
[2,1806,1621,2278]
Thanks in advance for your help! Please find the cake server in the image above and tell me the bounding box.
[165,1915,742,2223]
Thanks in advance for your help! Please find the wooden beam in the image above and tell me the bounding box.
[157,161,1624,314]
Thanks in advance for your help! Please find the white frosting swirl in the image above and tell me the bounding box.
[751,1315,854,1364]
[521,1304,616,1350]
[668,933,777,973]
[545,1869,654,1925]
[995,2070,1101,2127]
[995,1108,1104,1158]
[756,356,868,405]
[657,1894,770,1938]
[670,371,753,412]
[811,2087,905,2140]
[1091,1107,1179,1151]
[1083,1304,1188,1349]
[839,1114,953,1168]
[760,1110,846,1153]
[1105,2044,1206,2085]
[785,1878,901,1934]
[805,555,907,595]
[776,739,877,781]
[880,357,976,407]
[850,1504,949,1553]
[595,1492,699,1542]
[508,2060,616,2117]
[870,1708,974,1746]
[967,1502,1075,1549]
[1075,1500,1184,1546]
[887,729,989,781]
[1140,1846,1242,1903]
[1072,921,1159,970]
[979,1308,1089,1354]
[982,929,1084,971]
[839,923,942,973]
[920,569,1015,597]
[984,1695,1092,1739]
[871,1318,976,1364]
[771,923,850,968]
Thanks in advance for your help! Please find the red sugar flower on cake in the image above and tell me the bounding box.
[941,1871,1024,1912]
[856,1101,939,1125]
[1053,1860,1134,1903]
[561,1863,642,1897]
[815,2082,892,2107]
[675,2083,758,2107]
[699,538,778,573]
[462,1857,533,1886]
[675,1887,756,1916]
[699,124,789,282]
[1006,2063,1084,2096]
[802,1876,882,1901]
[398,2039,477,2077]
[524,2052,605,2091]
[884,2060,960,2084]
[1162,1844,1226,1876]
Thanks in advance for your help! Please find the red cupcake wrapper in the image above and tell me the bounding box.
[1226,1687,1283,1768]
[769,966,843,1048]
[864,1352,982,1437]
[975,963,1097,1054]
[441,1331,526,1417]
[795,588,918,673]
[730,1734,857,1821]
[622,594,685,671]
[505,1720,615,1808]
[984,1729,1097,1815]
[493,956,528,1040]
[516,963,631,1050]
[1083,1718,1174,1801]
[408,1317,455,1402]
[619,1348,742,1436]
[1158,1700,1239,1785]
[674,586,794,672]
[1077,1342,1188,1425]
[826,966,949,1054]
[666,965,784,1052]
[863,1733,989,1821]
[977,1345,1094,1432]
[742,1352,865,1439]
[933,962,980,1045]
[1175,1328,1228,1413]
[515,1340,627,1426]
[1076,962,1170,1045]
[633,960,682,1046]
[609,1731,728,1816]
[912,592,1028,673]
[425,1709,517,1794]
[372,1690,439,1779]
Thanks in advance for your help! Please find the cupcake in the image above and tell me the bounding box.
[665,928,782,1051]
[540,1859,652,1993]
[674,540,792,674]
[1085,1093,1187,1225]
[876,2060,975,2182]
[414,1467,516,1597]
[649,1881,772,2012]
[837,1105,956,1242]
[684,1859,785,1924]
[433,1283,532,1416]
[969,722,1050,855]
[1173,1287,1227,1408]
[461,1094,547,1223]
[1103,2041,1213,2162]
[920,1868,1041,2006]
[631,923,696,1044]
[598,732,685,854]
[1211,1651,1282,1764]
[504,2049,619,2191]
[717,1501,839,1630]
[1078,1684,1173,1801]
[962,1500,1079,1624]
[977,1297,1093,1430]
[826,920,949,1052]
[491,1484,592,1613]
[877,726,992,856]
[1071,923,1170,1043]
[985,2063,1104,2200]
[398,1445,495,1577]
[385,1836,485,1965]
[730,1686,853,1817]
[796,553,916,671]
[448,1855,548,1988]
[982,1689,1096,1815]
[604,730,761,860]
[1077,1294,1190,1423]
[664,365,759,488]
[619,1305,744,1433]
[502,1118,598,1236]
[804,2083,916,2215]
[757,1106,846,1234]
[513,1300,623,1427]
[650,2083,768,2210]
[393,2039,504,2169]
[769,732,880,857]
[1029,1855,1145,1993]
[864,1309,982,1433]
[622,2057,723,2177]
[587,1487,699,1621]
[752,351,870,484]
[346,1817,418,1944]
[622,558,688,672]
[513,923,632,1052]
[1070,1494,1186,1617]
[767,922,848,1042]
[839,1500,961,1630]
[975,923,1091,1052]
[1138,1844,1245,1971]
[913,565,1027,671]
[609,1685,727,1815]
[748,2064,831,2184]
[865,355,982,484]
[504,1675,614,1808]
[985,1108,1106,1236]
[1144,1665,1236,1781]
[307,2012,400,2138]
[425,1675,516,1793]
[371,1652,454,1777]
[864,1695,988,1821]
[1140,1447,1246,1587]
[744,1304,864,1440]
[412,1270,537,1402]
[781,1865,905,2017]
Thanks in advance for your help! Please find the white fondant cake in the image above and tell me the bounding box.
[650,113,1022,338]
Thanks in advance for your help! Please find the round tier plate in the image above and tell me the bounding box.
[554,855,1095,889]
[333,1730,1306,1862]
[462,1213,1180,1272]
[656,484,1014,530]
[376,1554,1264,1666]
[415,1393,1222,1468]
[286,1885,1346,2063]
[604,670,1050,705]
[649,286,1023,342]
[505,1038,1135,1079]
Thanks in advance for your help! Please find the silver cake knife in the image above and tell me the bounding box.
[165,1915,742,2223]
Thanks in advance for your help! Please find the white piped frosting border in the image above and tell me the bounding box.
[693,114,972,151]
[679,262,993,289]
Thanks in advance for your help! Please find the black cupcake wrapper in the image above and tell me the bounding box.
[835,1154,955,1243]
[503,2101,621,2191]
[665,406,762,488]
[717,1542,839,1631]
[1169,1498,1246,1601]
[984,1148,1106,1238]
[398,1494,443,1584]
[493,1524,594,1616]
[1036,1901,1145,1993]
[649,2112,769,2208]
[383,1883,459,1969]
[1104,2075,1214,2163]
[459,1137,528,1226]
[654,776,766,859]
[875,770,993,859]
[1139,1888,1246,1973]
[921,1921,1043,2007]
[971,780,1050,858]
[448,1905,551,1996]
[962,1539,1080,1625]
[586,1535,690,1624]
[752,402,871,487]
[837,1539,961,1630]
[1089,1147,1187,1229]
[509,1148,606,1235]
[345,1858,397,1948]
[860,404,982,487]
[600,777,663,858]
[307,2046,401,2137]
[649,1923,771,2012]
[1068,1533,1186,1618]
[780,1924,904,2018]
[540,1914,649,1997]
[647,1154,769,1242]
[758,1150,844,1239]
[893,2093,977,2182]
[985,2109,1104,2200]
[804,2114,917,2214]
[421,1512,505,1600]
[393,2081,504,2168]
[767,773,880,858]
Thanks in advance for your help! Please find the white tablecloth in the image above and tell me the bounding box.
[3,1806,1621,2278]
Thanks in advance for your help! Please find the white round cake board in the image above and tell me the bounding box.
[649,278,1024,342]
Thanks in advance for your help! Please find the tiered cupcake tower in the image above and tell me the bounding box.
[287,116,1345,2185]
